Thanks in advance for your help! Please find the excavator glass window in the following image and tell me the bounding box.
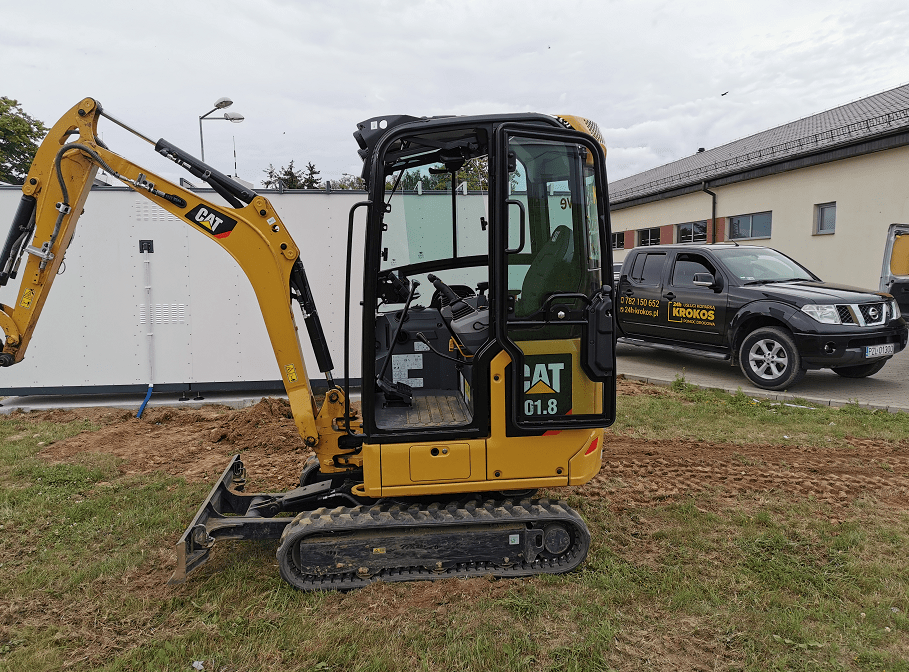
[371,126,491,434]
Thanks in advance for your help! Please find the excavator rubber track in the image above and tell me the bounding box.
[276,498,591,591]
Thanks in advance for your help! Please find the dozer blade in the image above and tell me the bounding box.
[169,454,331,584]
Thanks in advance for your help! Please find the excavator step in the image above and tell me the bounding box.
[276,498,591,591]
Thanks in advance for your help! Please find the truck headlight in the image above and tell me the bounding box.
[892,298,902,320]
[801,304,841,324]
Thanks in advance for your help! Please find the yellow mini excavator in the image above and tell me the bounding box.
[0,98,616,590]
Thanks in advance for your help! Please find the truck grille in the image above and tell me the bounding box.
[835,302,888,327]
[859,303,887,325]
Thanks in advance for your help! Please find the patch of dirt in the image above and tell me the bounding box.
[616,375,672,397]
[19,387,909,510]
[28,398,314,489]
[582,430,909,511]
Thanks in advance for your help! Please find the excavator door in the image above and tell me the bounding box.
[496,125,615,433]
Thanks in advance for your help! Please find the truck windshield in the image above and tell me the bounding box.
[713,247,815,283]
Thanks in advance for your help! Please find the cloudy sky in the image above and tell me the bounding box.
[3,0,909,187]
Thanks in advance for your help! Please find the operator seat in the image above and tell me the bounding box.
[515,225,579,317]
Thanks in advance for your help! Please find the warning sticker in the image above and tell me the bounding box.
[285,363,298,382]
[19,289,35,309]
[391,353,424,388]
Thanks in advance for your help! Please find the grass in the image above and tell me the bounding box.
[0,386,907,671]
[611,374,909,447]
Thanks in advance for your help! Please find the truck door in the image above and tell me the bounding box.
[617,250,667,338]
[495,127,615,431]
[662,251,728,345]
[881,223,909,319]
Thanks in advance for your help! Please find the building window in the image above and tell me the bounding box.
[729,211,772,240]
[638,227,661,246]
[611,231,625,249]
[677,220,707,243]
[815,202,836,235]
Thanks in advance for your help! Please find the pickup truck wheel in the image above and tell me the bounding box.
[831,360,888,378]
[739,327,805,390]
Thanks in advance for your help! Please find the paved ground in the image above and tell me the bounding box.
[617,341,909,413]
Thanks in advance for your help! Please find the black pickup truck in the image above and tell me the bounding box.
[616,243,908,390]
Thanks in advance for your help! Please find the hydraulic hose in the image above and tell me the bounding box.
[0,195,37,286]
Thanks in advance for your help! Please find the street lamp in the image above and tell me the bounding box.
[199,97,244,161]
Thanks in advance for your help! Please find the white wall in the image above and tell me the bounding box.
[609,145,909,289]
[0,187,368,392]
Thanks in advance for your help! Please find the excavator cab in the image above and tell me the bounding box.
[354,114,615,484]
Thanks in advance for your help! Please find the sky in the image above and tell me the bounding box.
[3,0,909,188]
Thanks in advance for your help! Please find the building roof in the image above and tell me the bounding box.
[609,84,909,205]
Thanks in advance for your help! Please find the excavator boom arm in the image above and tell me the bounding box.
[0,98,326,444]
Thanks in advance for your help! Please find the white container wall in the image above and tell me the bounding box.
[0,187,378,394]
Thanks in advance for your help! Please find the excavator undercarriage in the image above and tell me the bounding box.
[174,454,590,591]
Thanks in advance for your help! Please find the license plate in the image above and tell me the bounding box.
[865,344,895,358]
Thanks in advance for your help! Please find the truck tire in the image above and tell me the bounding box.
[831,360,888,378]
[738,327,805,390]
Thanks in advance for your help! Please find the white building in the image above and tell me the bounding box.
[0,185,490,396]
[608,84,909,291]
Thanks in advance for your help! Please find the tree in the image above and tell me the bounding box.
[0,97,47,184]
[262,160,305,189]
[334,173,366,190]
[387,157,495,192]
[301,162,321,189]
[398,170,424,191]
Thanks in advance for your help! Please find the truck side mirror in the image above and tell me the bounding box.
[693,272,724,293]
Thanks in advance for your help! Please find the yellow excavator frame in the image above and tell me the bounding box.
[0,98,358,472]
[2,100,614,589]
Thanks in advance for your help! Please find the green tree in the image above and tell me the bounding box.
[262,160,305,189]
[398,170,424,191]
[334,173,366,190]
[0,97,47,184]
[301,162,322,189]
[389,157,493,192]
